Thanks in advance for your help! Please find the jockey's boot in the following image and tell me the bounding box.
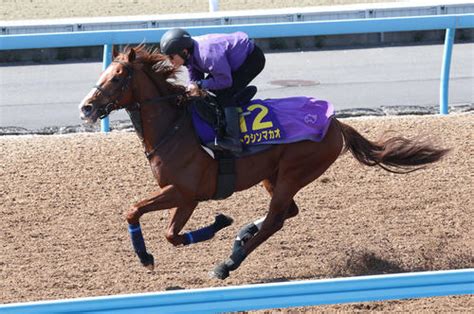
[216,107,242,153]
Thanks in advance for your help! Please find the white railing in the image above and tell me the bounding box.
[2,0,473,35]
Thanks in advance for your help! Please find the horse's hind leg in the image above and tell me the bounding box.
[229,177,299,259]
[263,176,299,219]
[213,179,299,279]
[213,126,342,279]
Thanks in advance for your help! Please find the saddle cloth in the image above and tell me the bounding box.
[192,96,334,151]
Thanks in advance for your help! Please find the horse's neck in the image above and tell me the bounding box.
[133,74,181,154]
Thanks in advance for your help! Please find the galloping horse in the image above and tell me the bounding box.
[79,46,449,279]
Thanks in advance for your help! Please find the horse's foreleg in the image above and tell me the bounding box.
[166,208,233,246]
[165,206,196,246]
[125,185,186,270]
[126,185,184,224]
[182,213,233,246]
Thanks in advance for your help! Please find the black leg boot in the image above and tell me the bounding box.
[216,107,242,153]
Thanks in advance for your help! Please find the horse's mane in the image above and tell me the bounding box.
[118,44,187,97]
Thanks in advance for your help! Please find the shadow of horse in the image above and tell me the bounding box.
[253,250,405,285]
[331,250,406,277]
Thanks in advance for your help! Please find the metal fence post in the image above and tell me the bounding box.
[440,28,456,115]
[209,0,219,12]
[100,44,113,132]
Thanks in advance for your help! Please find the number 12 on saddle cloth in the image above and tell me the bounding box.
[239,97,334,146]
[192,96,334,147]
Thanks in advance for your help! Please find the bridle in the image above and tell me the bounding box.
[93,60,134,119]
[93,59,189,160]
[93,60,186,118]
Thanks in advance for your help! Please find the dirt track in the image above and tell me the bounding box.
[1,114,472,311]
[1,0,398,20]
[2,0,472,312]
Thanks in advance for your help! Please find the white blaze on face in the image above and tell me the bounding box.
[78,66,114,117]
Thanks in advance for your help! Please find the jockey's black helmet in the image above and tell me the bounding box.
[160,28,194,56]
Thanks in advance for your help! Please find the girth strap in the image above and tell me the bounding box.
[212,153,236,200]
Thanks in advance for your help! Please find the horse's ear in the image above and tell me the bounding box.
[128,48,136,63]
[112,46,119,59]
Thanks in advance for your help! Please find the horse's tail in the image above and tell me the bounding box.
[334,119,450,173]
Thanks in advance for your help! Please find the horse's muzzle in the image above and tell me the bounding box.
[80,102,99,123]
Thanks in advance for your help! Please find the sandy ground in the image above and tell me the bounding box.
[1,0,402,20]
[0,114,472,311]
[1,1,472,311]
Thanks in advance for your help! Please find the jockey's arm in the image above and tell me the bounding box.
[200,55,233,90]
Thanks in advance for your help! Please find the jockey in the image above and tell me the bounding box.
[160,28,266,153]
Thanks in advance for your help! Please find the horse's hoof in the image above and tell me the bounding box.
[141,253,154,270]
[145,263,155,271]
[214,214,234,232]
[211,263,230,280]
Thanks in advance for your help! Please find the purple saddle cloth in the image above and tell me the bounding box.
[192,96,334,148]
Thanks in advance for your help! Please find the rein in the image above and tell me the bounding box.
[93,58,195,160]
[124,61,188,160]
[139,94,188,159]
[93,60,186,119]
[94,61,134,119]
[144,108,188,160]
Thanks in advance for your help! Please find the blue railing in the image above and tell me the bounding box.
[1,14,473,131]
[1,269,473,313]
[2,14,473,49]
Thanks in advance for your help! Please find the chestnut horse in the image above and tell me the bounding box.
[79,46,449,279]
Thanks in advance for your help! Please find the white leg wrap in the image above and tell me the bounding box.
[254,216,265,230]
[235,216,265,241]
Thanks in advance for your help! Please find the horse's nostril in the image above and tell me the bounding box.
[82,104,93,115]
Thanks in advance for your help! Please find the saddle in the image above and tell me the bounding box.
[192,85,258,139]
[191,86,259,200]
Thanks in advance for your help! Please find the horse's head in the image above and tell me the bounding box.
[79,49,137,124]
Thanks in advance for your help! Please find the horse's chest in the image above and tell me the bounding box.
[148,157,186,187]
[148,158,169,186]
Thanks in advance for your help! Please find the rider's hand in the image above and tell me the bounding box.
[187,82,201,96]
